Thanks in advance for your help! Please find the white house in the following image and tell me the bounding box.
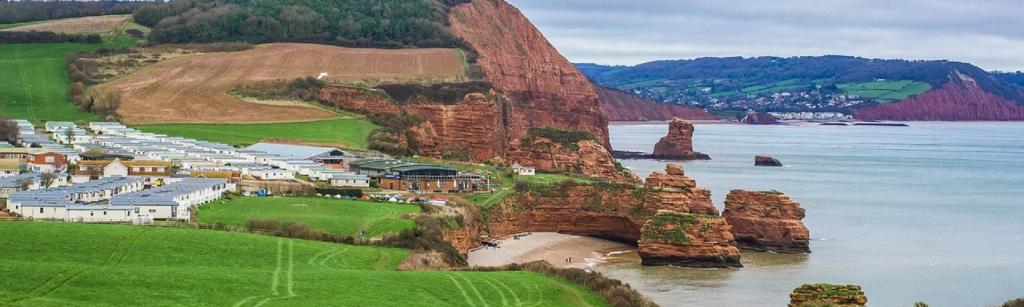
[512,163,535,176]
[251,168,295,180]
[330,173,370,188]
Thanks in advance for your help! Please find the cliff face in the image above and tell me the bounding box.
[651,118,710,160]
[594,85,716,121]
[403,93,503,161]
[506,136,637,183]
[789,284,868,307]
[855,76,1024,121]
[448,0,611,147]
[637,210,742,268]
[320,87,400,114]
[486,164,732,267]
[723,190,810,253]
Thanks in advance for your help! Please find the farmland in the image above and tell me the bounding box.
[0,17,142,121]
[1,15,129,34]
[94,43,467,124]
[839,80,931,103]
[198,196,420,238]
[0,222,606,306]
[135,117,377,149]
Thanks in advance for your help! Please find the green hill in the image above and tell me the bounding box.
[0,222,606,306]
[198,196,420,238]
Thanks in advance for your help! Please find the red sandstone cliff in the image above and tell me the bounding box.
[637,210,741,268]
[486,164,729,267]
[651,118,709,160]
[448,0,611,147]
[594,85,716,121]
[723,190,810,253]
[855,74,1024,121]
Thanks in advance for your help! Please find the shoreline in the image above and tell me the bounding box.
[467,232,634,269]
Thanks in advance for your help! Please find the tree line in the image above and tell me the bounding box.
[0,1,149,24]
[134,0,474,50]
[0,31,100,44]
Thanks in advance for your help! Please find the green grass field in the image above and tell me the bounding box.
[839,80,931,103]
[0,222,606,306]
[135,118,377,149]
[0,19,142,122]
[198,196,419,238]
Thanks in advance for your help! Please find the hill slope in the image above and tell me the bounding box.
[579,56,1024,121]
[594,85,716,121]
[0,222,607,306]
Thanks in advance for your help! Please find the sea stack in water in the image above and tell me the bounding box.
[652,118,710,160]
[638,210,742,268]
[644,163,718,215]
[789,284,867,307]
[755,155,783,167]
[723,190,810,253]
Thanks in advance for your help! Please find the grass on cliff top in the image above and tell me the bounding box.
[135,116,377,150]
[839,80,931,103]
[0,222,607,306]
[0,20,143,121]
[197,196,419,238]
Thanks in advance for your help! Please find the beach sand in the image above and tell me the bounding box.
[467,232,634,269]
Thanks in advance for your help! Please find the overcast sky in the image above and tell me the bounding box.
[506,0,1024,71]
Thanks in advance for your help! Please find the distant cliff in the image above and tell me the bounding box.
[855,77,1024,121]
[594,85,716,121]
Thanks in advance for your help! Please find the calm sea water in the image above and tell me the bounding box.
[602,122,1024,307]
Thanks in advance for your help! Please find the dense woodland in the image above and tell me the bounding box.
[994,71,1024,88]
[0,1,146,24]
[134,0,473,49]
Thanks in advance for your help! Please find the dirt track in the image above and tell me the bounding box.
[95,43,466,124]
[3,15,129,34]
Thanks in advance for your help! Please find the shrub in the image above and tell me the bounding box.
[375,81,492,104]
[1004,298,1024,307]
[526,126,599,152]
[461,261,659,307]
[0,31,100,44]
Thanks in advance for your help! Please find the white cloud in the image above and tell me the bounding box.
[507,0,1024,71]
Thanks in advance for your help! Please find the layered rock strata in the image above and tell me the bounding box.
[651,118,710,160]
[486,164,734,267]
[637,210,742,268]
[789,284,867,307]
[723,190,810,253]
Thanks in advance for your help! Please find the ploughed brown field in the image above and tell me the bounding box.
[95,43,466,124]
[2,15,129,34]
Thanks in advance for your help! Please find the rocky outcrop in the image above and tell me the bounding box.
[723,190,810,253]
[595,85,716,121]
[486,164,729,267]
[449,1,609,145]
[789,284,867,307]
[507,136,637,183]
[855,77,1024,121]
[742,112,779,124]
[651,118,710,160]
[755,155,783,167]
[403,94,503,161]
[637,210,742,268]
[319,87,400,114]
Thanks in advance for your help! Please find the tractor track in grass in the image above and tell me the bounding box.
[6,228,141,304]
[457,273,490,307]
[446,275,478,307]
[235,239,298,307]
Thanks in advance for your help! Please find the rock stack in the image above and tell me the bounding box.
[755,155,783,166]
[789,284,867,307]
[644,163,718,215]
[637,210,742,268]
[651,118,710,160]
[723,190,810,253]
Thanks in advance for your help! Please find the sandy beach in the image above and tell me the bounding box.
[467,232,634,269]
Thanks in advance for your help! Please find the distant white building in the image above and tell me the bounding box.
[512,163,535,176]
[251,168,295,181]
[330,173,370,188]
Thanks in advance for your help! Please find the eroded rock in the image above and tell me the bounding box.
[723,190,810,253]
[637,210,742,268]
[651,118,710,160]
[789,283,867,307]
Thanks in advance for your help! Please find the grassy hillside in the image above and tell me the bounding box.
[838,80,930,103]
[578,56,1024,113]
[0,222,607,306]
[198,196,420,238]
[135,117,377,149]
[0,18,142,121]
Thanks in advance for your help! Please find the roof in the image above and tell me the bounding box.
[9,176,145,207]
[123,160,173,167]
[349,159,418,171]
[0,173,39,188]
[331,173,369,180]
[110,179,226,206]
[389,164,457,173]
[0,159,21,170]
[244,143,343,160]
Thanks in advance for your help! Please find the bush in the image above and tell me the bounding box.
[375,81,492,104]
[0,31,101,44]
[461,261,659,307]
[526,126,600,152]
[1004,298,1024,307]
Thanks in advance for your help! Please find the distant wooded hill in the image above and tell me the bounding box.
[578,56,1024,114]
[134,0,472,49]
[0,1,144,24]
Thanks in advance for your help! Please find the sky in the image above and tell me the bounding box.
[506,0,1024,71]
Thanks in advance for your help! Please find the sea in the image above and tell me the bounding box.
[600,122,1024,307]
